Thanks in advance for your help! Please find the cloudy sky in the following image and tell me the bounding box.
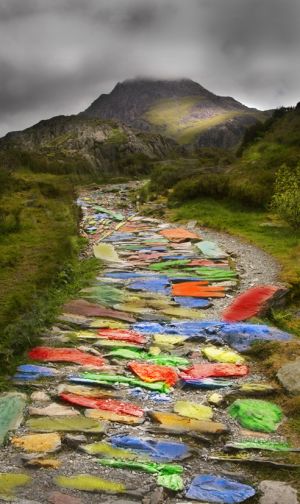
[0,0,299,135]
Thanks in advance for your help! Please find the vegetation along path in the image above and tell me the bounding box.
[1,182,300,504]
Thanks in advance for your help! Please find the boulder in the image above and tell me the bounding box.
[277,359,300,394]
[258,480,298,504]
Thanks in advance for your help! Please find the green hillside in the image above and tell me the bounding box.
[144,96,263,144]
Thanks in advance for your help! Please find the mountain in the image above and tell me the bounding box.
[0,115,176,175]
[81,78,269,148]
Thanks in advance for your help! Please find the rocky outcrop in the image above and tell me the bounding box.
[0,115,176,173]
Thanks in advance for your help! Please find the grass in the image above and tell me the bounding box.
[0,168,100,382]
[144,96,260,144]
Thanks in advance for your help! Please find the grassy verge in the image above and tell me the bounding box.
[0,168,99,385]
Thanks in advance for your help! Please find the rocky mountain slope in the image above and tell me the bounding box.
[82,78,269,148]
[0,115,176,174]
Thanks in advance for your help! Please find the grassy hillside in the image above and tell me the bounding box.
[144,96,264,144]
[0,167,98,380]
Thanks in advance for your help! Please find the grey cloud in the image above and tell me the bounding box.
[0,0,299,135]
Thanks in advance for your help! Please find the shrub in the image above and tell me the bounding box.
[271,164,300,228]
[171,173,229,203]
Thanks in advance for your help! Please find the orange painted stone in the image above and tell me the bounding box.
[28,347,105,367]
[172,282,225,298]
[159,228,200,242]
[128,361,178,386]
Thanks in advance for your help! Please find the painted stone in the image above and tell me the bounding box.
[0,392,27,445]
[93,243,121,263]
[62,299,135,323]
[81,441,137,458]
[60,393,144,417]
[0,473,32,500]
[128,362,178,387]
[29,403,80,417]
[28,347,105,367]
[26,416,106,433]
[186,474,255,503]
[225,439,291,452]
[172,282,225,298]
[25,458,61,469]
[174,296,211,309]
[160,306,204,319]
[110,435,190,462]
[54,474,125,494]
[57,384,117,398]
[202,345,245,364]
[228,399,283,433]
[195,240,228,259]
[159,228,200,242]
[180,363,248,380]
[222,285,285,322]
[151,411,227,434]
[173,401,213,420]
[97,328,146,344]
[207,393,224,405]
[83,284,124,306]
[69,372,170,393]
[12,433,61,453]
[153,334,187,348]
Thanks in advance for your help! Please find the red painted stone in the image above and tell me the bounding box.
[97,329,146,344]
[60,393,144,417]
[222,285,284,322]
[128,361,178,386]
[180,363,249,379]
[28,347,105,367]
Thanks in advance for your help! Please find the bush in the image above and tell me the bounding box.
[271,164,300,228]
[171,173,229,203]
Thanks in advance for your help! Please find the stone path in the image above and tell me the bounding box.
[0,182,298,503]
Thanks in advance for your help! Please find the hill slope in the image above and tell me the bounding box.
[0,115,176,175]
[82,78,268,148]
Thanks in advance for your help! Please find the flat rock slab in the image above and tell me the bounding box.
[258,480,298,504]
[277,358,300,394]
[62,299,135,323]
[29,403,80,417]
[48,491,83,504]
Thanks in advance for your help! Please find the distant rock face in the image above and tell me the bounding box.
[277,358,300,394]
[0,115,176,173]
[81,78,266,148]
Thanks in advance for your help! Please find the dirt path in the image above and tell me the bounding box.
[0,182,296,504]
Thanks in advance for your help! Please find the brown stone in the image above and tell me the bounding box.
[48,492,82,504]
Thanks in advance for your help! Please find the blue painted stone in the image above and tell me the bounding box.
[110,435,189,461]
[174,297,211,309]
[17,365,58,376]
[181,378,234,389]
[186,474,255,503]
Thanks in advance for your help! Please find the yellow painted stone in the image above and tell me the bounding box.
[153,334,187,348]
[151,411,226,434]
[54,474,125,493]
[26,458,61,469]
[0,473,32,500]
[160,307,204,319]
[57,384,117,398]
[81,441,137,459]
[202,345,245,364]
[88,319,127,329]
[85,409,144,425]
[26,416,106,433]
[12,433,61,453]
[207,393,224,406]
[93,243,121,263]
[174,401,213,421]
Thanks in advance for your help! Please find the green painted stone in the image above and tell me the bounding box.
[0,393,27,445]
[75,372,170,393]
[97,458,183,476]
[107,347,189,368]
[228,399,283,433]
[26,416,106,433]
[157,473,184,491]
[149,260,189,271]
[195,241,228,259]
[93,206,124,221]
[54,474,125,493]
[225,439,291,452]
[0,473,32,500]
